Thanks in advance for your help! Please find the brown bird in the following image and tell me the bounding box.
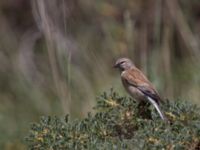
[114,57,166,121]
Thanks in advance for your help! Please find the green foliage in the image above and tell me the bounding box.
[25,90,200,149]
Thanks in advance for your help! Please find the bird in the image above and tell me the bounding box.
[114,57,166,121]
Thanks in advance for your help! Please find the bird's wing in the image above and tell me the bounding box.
[121,68,162,104]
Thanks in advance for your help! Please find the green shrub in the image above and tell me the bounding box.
[25,89,200,149]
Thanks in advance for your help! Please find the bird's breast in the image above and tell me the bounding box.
[121,78,146,102]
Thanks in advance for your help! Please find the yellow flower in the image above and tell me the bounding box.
[148,137,159,144]
[36,136,44,142]
[165,112,176,120]
[42,128,48,135]
[105,99,119,107]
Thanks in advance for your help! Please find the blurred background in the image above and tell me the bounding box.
[0,0,200,149]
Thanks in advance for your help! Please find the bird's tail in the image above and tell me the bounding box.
[147,97,167,121]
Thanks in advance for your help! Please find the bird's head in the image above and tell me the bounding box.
[114,57,134,71]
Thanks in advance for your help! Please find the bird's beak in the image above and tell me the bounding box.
[113,63,118,68]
